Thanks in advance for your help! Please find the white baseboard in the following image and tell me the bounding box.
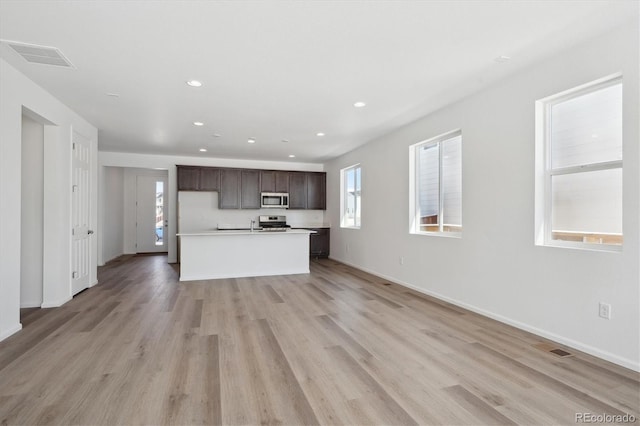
[329,256,640,373]
[20,301,42,308]
[41,295,72,309]
[0,323,22,341]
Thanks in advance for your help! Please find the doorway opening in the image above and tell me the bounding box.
[20,110,45,314]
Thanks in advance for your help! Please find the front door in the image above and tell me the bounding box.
[71,132,91,295]
[136,175,168,253]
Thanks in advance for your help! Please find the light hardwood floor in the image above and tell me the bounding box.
[0,255,638,425]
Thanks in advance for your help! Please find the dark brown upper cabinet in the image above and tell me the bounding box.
[241,169,261,209]
[178,166,326,210]
[177,165,220,191]
[306,172,326,210]
[177,166,201,191]
[219,169,241,209]
[199,167,220,191]
[260,170,289,193]
[288,172,307,209]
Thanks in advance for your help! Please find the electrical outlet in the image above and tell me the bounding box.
[598,302,611,320]
[399,256,404,265]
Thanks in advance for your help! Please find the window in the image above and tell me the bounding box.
[155,181,164,245]
[410,130,462,236]
[536,76,622,249]
[341,164,361,228]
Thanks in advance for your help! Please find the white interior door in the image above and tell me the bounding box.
[71,132,91,295]
[136,175,168,253]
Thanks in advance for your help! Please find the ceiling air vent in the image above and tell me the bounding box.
[3,40,75,68]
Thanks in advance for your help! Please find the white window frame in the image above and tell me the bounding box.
[534,74,623,252]
[409,129,462,237]
[340,164,361,229]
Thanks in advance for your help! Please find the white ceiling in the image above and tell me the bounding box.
[0,1,636,164]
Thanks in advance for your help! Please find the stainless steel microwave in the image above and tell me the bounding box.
[261,192,289,208]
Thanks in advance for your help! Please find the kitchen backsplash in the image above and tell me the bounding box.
[178,191,328,232]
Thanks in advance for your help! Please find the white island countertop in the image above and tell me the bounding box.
[177,229,315,281]
[177,229,315,237]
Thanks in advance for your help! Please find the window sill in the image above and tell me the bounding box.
[537,240,622,253]
[410,231,462,239]
[341,226,361,230]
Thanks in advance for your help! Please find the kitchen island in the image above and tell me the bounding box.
[177,229,315,281]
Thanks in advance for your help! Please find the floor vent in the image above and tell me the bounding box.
[2,40,75,68]
[383,283,392,286]
[533,342,573,357]
[549,348,572,357]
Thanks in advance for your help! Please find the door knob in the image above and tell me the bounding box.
[88,230,94,235]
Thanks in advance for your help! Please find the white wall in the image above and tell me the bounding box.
[99,151,324,263]
[0,58,98,341]
[100,167,124,263]
[325,22,639,371]
[20,114,44,308]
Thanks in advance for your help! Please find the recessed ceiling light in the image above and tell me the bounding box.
[282,139,289,143]
[248,138,256,144]
[316,132,325,137]
[105,92,120,97]
[212,133,221,138]
[591,134,599,138]
[288,154,296,158]
[494,55,511,63]
[186,80,202,87]
[199,148,207,152]
[354,101,366,108]
[193,121,204,126]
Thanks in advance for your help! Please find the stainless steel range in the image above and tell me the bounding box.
[258,215,290,232]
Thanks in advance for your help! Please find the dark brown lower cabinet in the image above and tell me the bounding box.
[308,228,330,258]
